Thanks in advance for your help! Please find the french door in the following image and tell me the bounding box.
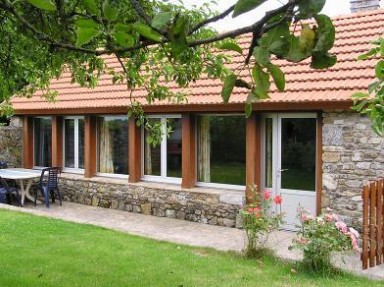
[262,113,318,230]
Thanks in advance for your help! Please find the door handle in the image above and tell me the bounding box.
[278,169,289,172]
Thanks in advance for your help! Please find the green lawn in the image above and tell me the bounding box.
[0,210,381,287]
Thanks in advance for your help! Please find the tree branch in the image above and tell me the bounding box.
[130,0,151,24]
[0,0,303,61]
[190,4,235,34]
[0,0,100,54]
[188,0,302,58]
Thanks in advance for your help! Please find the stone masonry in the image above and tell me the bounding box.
[322,111,384,228]
[58,173,244,228]
[0,117,22,167]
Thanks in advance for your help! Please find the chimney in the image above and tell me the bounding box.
[350,0,381,12]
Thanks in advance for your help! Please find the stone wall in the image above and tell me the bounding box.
[322,112,384,227]
[0,117,22,167]
[59,174,244,227]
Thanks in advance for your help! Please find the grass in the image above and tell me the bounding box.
[210,162,245,185]
[0,210,381,287]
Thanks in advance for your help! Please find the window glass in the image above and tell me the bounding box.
[97,116,128,175]
[281,118,316,191]
[78,120,85,168]
[197,115,246,186]
[265,118,273,188]
[144,118,161,176]
[64,119,75,168]
[64,118,84,170]
[34,118,52,167]
[143,117,182,178]
[167,118,182,178]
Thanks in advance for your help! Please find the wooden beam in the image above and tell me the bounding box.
[246,113,261,203]
[181,114,196,188]
[14,100,353,116]
[316,112,323,215]
[84,116,97,178]
[22,116,34,168]
[128,118,142,182]
[51,116,63,167]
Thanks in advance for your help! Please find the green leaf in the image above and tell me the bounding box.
[298,0,326,18]
[102,0,118,22]
[114,23,132,33]
[75,20,100,47]
[259,22,290,48]
[375,60,384,79]
[357,47,379,60]
[372,122,383,136]
[27,0,56,11]
[171,15,189,36]
[253,47,270,66]
[233,0,267,18]
[75,19,99,29]
[218,42,243,54]
[221,74,237,103]
[352,92,369,100]
[368,81,379,93]
[286,35,310,63]
[152,12,173,31]
[82,0,98,15]
[266,63,285,91]
[252,64,270,98]
[352,99,368,112]
[310,52,337,69]
[314,15,335,52]
[245,102,253,118]
[113,31,135,48]
[132,23,164,42]
[259,22,290,57]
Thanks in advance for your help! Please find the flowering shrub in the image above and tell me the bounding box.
[240,185,284,256]
[291,207,360,271]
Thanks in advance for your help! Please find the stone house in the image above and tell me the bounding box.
[10,6,384,229]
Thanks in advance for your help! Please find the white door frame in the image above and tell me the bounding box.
[261,113,318,229]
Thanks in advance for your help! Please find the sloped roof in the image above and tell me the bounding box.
[12,9,384,115]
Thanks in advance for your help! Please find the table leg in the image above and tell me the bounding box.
[18,179,26,206]
[18,179,41,205]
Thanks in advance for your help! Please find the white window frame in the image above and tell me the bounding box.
[195,113,246,191]
[33,116,52,169]
[95,115,129,179]
[142,115,182,184]
[62,116,84,174]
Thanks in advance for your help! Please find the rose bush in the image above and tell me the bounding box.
[291,207,360,271]
[240,185,284,257]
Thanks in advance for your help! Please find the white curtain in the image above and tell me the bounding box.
[99,119,114,173]
[198,116,211,182]
[144,137,153,175]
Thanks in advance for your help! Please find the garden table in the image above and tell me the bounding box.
[0,168,41,206]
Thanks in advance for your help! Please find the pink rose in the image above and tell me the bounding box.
[273,195,282,205]
[301,214,312,222]
[335,221,348,234]
[324,213,333,222]
[263,190,272,200]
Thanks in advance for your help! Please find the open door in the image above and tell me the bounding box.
[263,114,317,230]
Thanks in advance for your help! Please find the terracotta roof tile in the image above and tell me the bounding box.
[12,9,384,113]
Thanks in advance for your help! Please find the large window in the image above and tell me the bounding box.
[63,117,84,170]
[34,117,52,167]
[97,116,129,175]
[143,116,182,180]
[197,115,246,187]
